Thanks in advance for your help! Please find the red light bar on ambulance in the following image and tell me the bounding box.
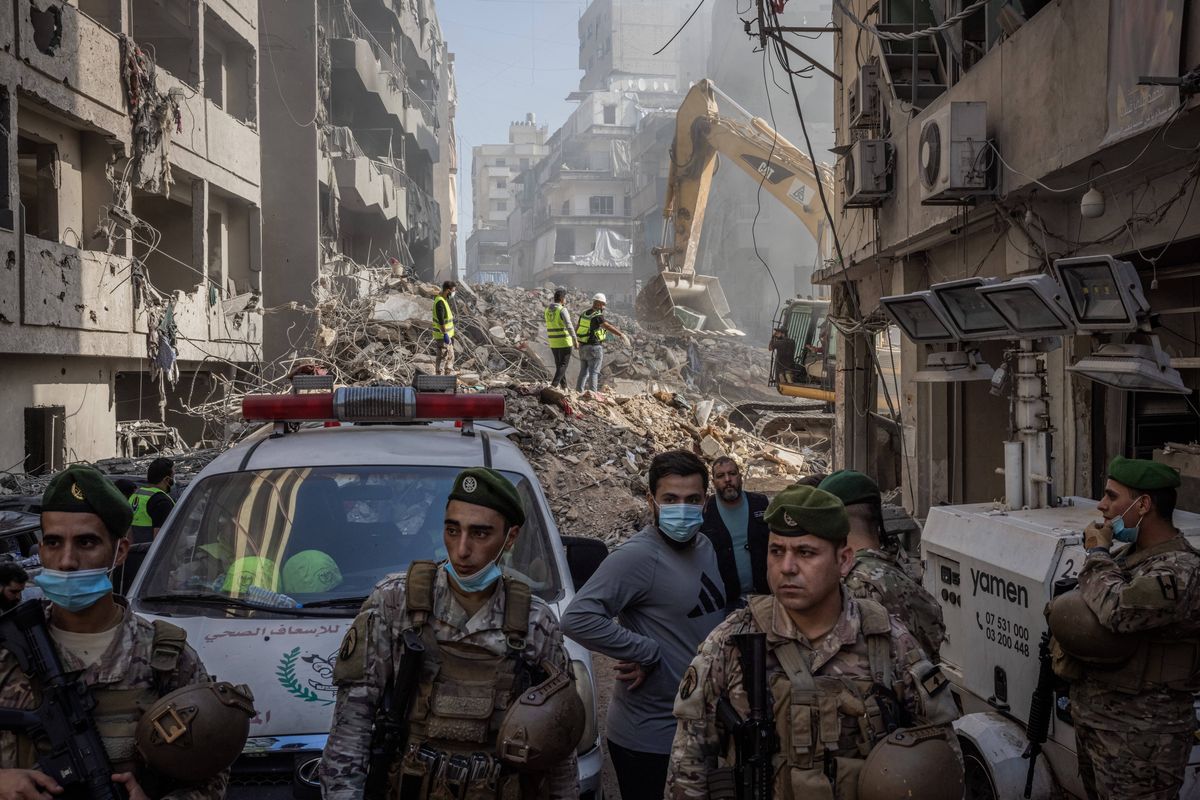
[242,387,505,423]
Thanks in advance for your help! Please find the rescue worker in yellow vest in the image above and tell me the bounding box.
[128,457,175,545]
[1049,456,1200,800]
[666,484,962,800]
[545,288,579,390]
[321,468,584,799]
[0,466,232,800]
[433,280,457,376]
[574,293,627,393]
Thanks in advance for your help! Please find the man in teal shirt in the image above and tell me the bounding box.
[700,456,771,606]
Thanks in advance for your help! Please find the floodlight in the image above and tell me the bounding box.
[1067,336,1189,394]
[930,277,1018,340]
[913,349,996,382]
[1052,255,1149,332]
[977,275,1076,336]
[880,291,959,344]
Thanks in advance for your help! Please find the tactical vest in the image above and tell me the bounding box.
[433,296,455,340]
[15,620,187,773]
[734,595,897,800]
[1084,537,1200,694]
[129,486,167,541]
[392,561,538,800]
[575,309,606,345]
[849,552,944,660]
[544,305,571,348]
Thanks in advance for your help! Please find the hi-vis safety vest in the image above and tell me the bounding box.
[544,304,571,348]
[433,295,455,340]
[575,308,606,345]
[130,486,166,529]
[394,561,543,800]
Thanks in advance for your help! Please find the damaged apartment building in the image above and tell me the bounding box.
[260,0,456,359]
[504,0,692,305]
[0,0,263,474]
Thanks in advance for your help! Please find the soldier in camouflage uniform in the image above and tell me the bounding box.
[1064,456,1200,800]
[666,485,960,800]
[321,468,579,799]
[0,465,226,800]
[818,470,945,661]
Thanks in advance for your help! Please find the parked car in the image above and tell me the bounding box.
[129,386,606,799]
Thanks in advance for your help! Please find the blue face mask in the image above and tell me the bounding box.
[657,503,705,543]
[34,567,113,613]
[1110,495,1148,544]
[444,531,511,593]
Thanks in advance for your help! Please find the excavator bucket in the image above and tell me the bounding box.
[636,270,741,334]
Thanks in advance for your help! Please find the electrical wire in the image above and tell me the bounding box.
[753,43,785,322]
[654,0,707,56]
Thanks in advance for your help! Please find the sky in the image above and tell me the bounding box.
[440,0,593,265]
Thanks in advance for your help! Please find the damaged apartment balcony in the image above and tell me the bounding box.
[327,154,408,222]
[327,36,439,160]
[0,231,260,362]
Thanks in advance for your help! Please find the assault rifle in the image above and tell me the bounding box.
[365,626,425,799]
[0,600,127,799]
[1023,577,1074,798]
[715,632,774,800]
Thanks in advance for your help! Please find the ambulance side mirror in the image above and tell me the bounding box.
[562,536,608,592]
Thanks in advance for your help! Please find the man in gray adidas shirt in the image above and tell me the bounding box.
[562,450,727,800]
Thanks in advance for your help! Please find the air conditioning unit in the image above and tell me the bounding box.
[844,139,891,208]
[918,101,991,205]
[848,64,880,129]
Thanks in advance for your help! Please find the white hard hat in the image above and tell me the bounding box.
[592,292,607,304]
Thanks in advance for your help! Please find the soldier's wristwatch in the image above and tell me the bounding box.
[1086,546,1111,557]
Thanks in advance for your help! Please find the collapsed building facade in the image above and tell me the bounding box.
[0,0,264,474]
[260,0,456,360]
[824,0,1200,515]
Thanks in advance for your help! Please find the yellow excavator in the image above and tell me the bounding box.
[637,79,842,418]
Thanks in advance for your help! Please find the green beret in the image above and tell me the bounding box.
[818,470,881,507]
[1108,456,1181,491]
[447,468,526,528]
[41,466,133,538]
[764,485,849,541]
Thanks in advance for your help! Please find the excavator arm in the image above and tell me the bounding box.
[637,79,835,333]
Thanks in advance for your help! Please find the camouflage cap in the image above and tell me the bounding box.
[448,468,526,528]
[41,465,133,538]
[818,469,881,507]
[1108,456,1181,491]
[764,485,849,540]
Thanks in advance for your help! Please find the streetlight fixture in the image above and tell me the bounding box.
[977,275,1076,336]
[1067,337,1189,394]
[930,277,1018,340]
[1052,255,1149,332]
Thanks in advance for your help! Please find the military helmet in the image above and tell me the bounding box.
[1047,589,1141,664]
[135,682,256,782]
[497,661,585,772]
[858,725,963,800]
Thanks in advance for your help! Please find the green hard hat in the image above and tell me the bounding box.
[221,556,278,594]
[282,550,344,594]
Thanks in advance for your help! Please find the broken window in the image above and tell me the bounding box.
[204,9,256,123]
[0,89,11,230]
[555,228,575,259]
[30,2,62,56]
[24,406,65,475]
[18,134,58,241]
[132,188,196,294]
[496,200,507,212]
[131,2,198,87]
[603,104,617,125]
[77,0,120,31]
[496,178,506,189]
[520,157,530,170]
[589,195,614,215]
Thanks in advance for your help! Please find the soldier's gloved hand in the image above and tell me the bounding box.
[0,768,62,799]
[111,772,149,800]
[1083,520,1114,551]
